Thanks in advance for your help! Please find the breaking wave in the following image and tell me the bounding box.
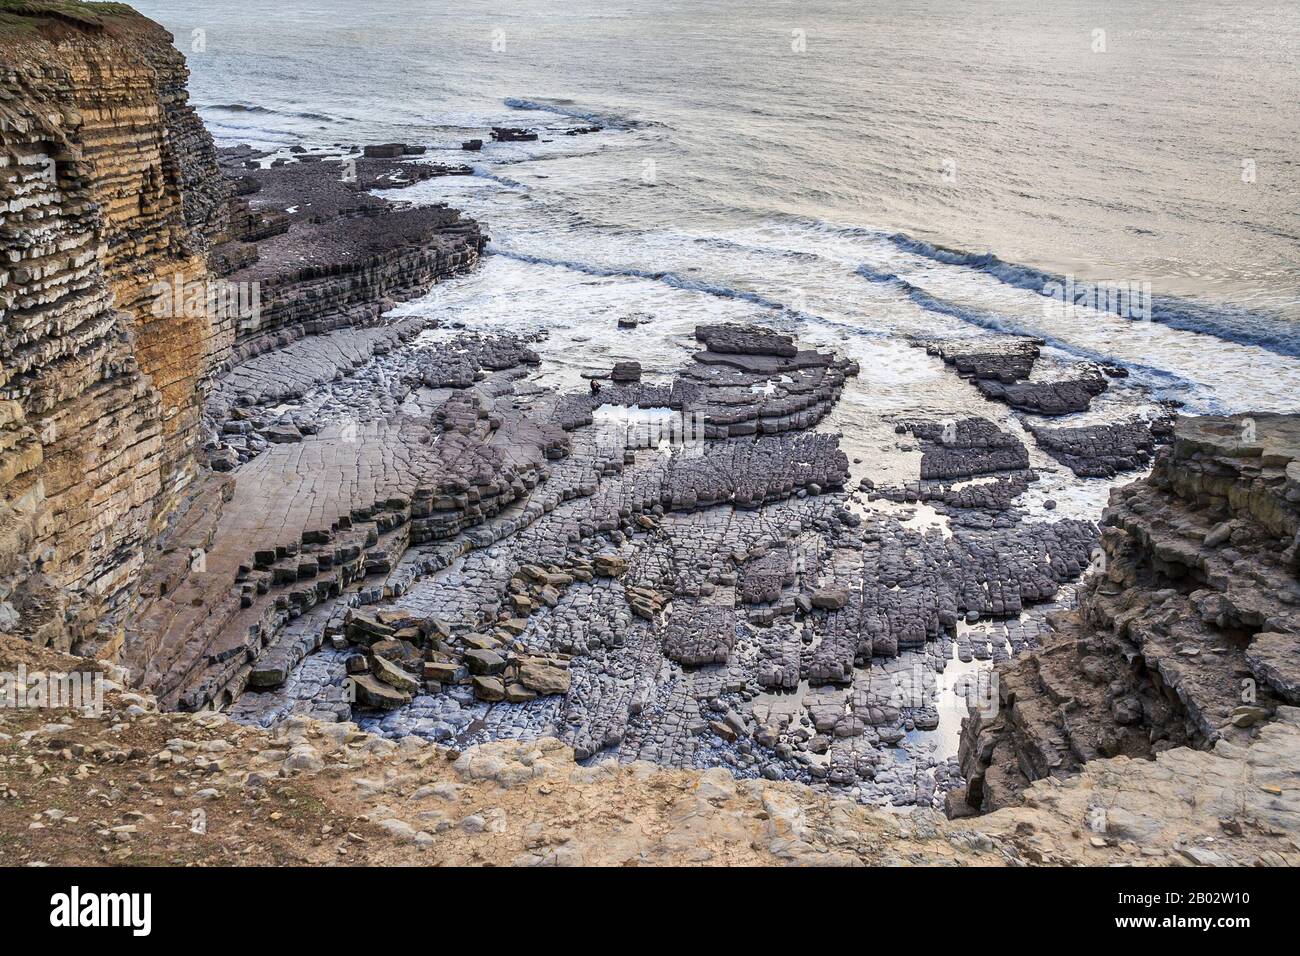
[886,234,1300,359]
[202,102,338,123]
[854,264,1187,386]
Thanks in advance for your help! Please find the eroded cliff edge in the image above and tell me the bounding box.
[0,2,228,651]
[2,630,1298,866]
[955,414,1300,856]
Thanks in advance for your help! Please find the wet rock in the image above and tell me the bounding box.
[491,127,538,142]
[921,338,1041,383]
[1027,417,1172,477]
[610,362,642,383]
[976,374,1108,416]
[663,605,735,667]
[906,418,1030,479]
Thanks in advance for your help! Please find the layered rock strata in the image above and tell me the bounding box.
[221,321,1097,807]
[1026,416,1172,478]
[954,414,1300,814]
[0,6,229,655]
[6,7,1297,862]
[0,9,486,695]
[921,336,1111,415]
[905,417,1030,480]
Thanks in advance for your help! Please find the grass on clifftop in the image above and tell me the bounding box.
[0,0,137,35]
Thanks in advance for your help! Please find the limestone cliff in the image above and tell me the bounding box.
[0,3,230,656]
[0,4,486,690]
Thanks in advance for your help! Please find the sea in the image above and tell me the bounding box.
[132,0,1300,416]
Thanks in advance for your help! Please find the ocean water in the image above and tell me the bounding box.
[134,0,1300,412]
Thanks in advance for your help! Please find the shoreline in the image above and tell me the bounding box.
[160,136,1158,811]
[1,3,1298,869]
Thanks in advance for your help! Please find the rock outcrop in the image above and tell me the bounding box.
[212,156,483,360]
[1026,416,1172,478]
[954,413,1300,815]
[0,6,230,656]
[921,337,1110,415]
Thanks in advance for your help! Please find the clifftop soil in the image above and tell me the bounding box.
[2,634,1297,867]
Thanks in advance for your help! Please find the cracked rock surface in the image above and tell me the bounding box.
[210,322,1105,810]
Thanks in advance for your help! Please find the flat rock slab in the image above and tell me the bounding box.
[1027,417,1171,478]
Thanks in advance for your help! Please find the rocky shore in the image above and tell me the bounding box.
[2,4,1298,867]
[199,311,1115,810]
[954,414,1300,821]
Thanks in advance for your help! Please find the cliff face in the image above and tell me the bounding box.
[0,5,231,654]
[954,414,1300,813]
[0,5,486,692]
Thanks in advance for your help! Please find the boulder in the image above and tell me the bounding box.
[518,659,571,696]
[811,588,850,610]
[472,676,506,701]
[371,654,419,694]
[593,554,628,578]
[610,361,642,383]
[708,720,737,742]
[423,660,461,683]
[461,632,501,651]
[345,609,395,645]
[263,424,302,444]
[351,673,411,709]
[465,649,507,676]
[505,682,538,703]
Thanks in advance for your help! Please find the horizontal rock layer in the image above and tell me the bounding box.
[0,8,227,652]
